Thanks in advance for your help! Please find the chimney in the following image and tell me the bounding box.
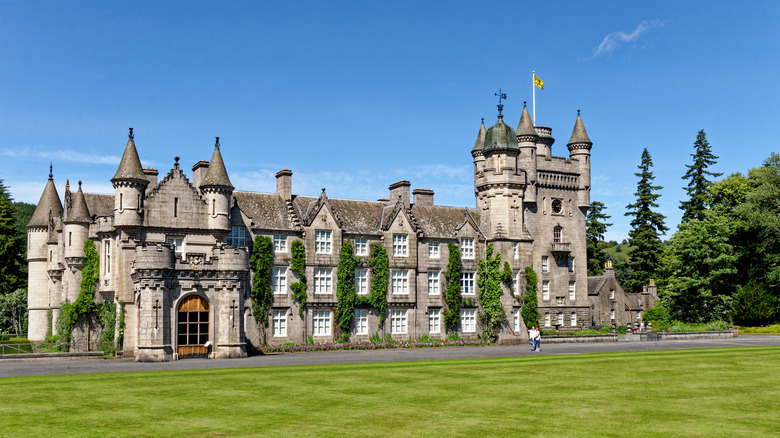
[143,168,159,188]
[412,188,434,206]
[192,160,209,188]
[647,279,658,298]
[276,169,293,202]
[389,180,411,208]
[604,260,614,277]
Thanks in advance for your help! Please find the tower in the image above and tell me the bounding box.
[516,103,538,203]
[62,181,92,302]
[112,128,149,228]
[567,111,592,208]
[199,137,234,234]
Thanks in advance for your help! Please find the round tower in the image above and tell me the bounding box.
[515,103,538,203]
[567,110,593,207]
[63,182,92,302]
[471,118,486,199]
[112,128,149,227]
[199,137,234,233]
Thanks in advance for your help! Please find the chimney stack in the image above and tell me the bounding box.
[412,188,434,206]
[389,180,411,208]
[192,160,209,188]
[143,168,159,190]
[276,169,293,202]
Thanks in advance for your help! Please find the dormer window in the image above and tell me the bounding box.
[227,226,247,247]
[461,238,474,259]
[315,230,332,254]
[392,234,408,257]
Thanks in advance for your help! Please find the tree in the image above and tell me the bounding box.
[521,266,540,330]
[623,148,668,292]
[476,243,505,341]
[0,179,26,296]
[680,130,721,222]
[731,281,776,326]
[586,201,612,276]
[335,240,357,336]
[0,288,27,335]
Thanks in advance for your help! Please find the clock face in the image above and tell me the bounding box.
[552,199,563,214]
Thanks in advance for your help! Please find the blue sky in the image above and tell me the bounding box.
[1,1,778,241]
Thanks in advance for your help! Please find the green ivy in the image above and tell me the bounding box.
[477,243,505,341]
[521,266,541,329]
[289,239,308,316]
[444,242,462,332]
[46,308,52,339]
[97,300,117,357]
[55,300,73,345]
[363,242,388,325]
[117,302,125,350]
[501,261,514,290]
[56,240,100,344]
[249,235,274,326]
[335,240,358,335]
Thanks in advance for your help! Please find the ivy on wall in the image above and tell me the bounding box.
[289,239,308,316]
[444,242,462,332]
[364,242,388,325]
[249,235,273,326]
[97,300,117,356]
[501,261,514,290]
[117,302,125,350]
[477,243,505,341]
[522,266,541,329]
[56,239,100,344]
[335,240,358,337]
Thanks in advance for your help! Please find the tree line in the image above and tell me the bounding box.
[0,179,35,335]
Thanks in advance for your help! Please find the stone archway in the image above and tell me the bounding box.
[177,295,209,358]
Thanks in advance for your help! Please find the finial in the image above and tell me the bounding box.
[524,101,527,108]
[481,117,484,124]
[321,187,326,193]
[577,109,581,116]
[174,156,180,170]
[78,180,82,189]
[494,89,507,116]
[49,163,53,179]
[65,178,70,191]
[215,137,220,149]
[129,127,134,139]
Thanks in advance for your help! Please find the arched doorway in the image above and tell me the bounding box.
[177,295,209,358]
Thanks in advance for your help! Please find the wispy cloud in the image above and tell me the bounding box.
[2,147,121,165]
[593,19,665,57]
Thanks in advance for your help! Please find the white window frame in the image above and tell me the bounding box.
[428,242,440,258]
[541,255,549,273]
[427,271,440,295]
[460,272,475,295]
[568,281,576,301]
[272,310,287,337]
[272,268,287,295]
[273,235,287,253]
[167,237,184,258]
[313,268,333,294]
[312,310,331,336]
[428,308,441,334]
[513,308,520,332]
[392,234,408,257]
[354,309,368,335]
[461,309,476,332]
[609,289,615,299]
[315,230,332,254]
[571,312,577,327]
[513,243,519,260]
[461,238,475,260]
[104,240,111,275]
[611,309,616,320]
[355,269,369,295]
[354,238,368,256]
[542,280,550,301]
[544,313,551,327]
[513,274,518,295]
[391,270,409,295]
[557,312,564,326]
[390,309,407,334]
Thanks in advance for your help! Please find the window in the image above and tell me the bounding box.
[557,312,564,325]
[428,309,441,334]
[513,243,519,259]
[355,269,369,295]
[542,256,549,273]
[354,238,368,256]
[570,312,577,327]
[272,310,287,337]
[391,270,409,295]
[354,309,368,335]
[513,275,518,295]
[611,309,616,320]
[313,310,331,336]
[314,268,333,294]
[104,241,111,275]
[393,234,408,257]
[544,313,551,327]
[568,281,576,301]
[68,232,72,247]
[273,235,287,252]
[315,230,332,254]
[461,238,474,259]
[553,226,563,243]
[461,309,476,332]
[513,308,520,332]
[173,197,178,218]
[428,272,440,295]
[568,257,575,273]
[428,242,440,258]
[391,309,407,334]
[227,226,247,247]
[167,237,184,257]
[609,289,615,299]
[272,268,287,294]
[460,272,475,295]
[542,280,549,300]
[119,193,123,211]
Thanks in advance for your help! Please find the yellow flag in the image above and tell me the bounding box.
[534,74,544,90]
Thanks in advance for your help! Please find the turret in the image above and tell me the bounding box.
[471,118,486,198]
[111,128,149,227]
[567,110,593,207]
[515,103,538,203]
[199,137,233,233]
[63,181,91,259]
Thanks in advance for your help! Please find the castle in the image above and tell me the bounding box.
[27,103,595,361]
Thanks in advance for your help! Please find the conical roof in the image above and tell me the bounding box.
[515,105,538,138]
[471,119,486,153]
[567,111,592,146]
[200,137,234,189]
[64,182,91,224]
[482,115,518,152]
[112,128,149,183]
[28,165,63,228]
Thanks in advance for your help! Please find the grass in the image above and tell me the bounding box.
[739,324,780,335]
[1,347,779,437]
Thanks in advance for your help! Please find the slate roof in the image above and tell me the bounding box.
[411,205,479,239]
[471,119,486,153]
[567,112,592,146]
[515,105,538,138]
[28,176,63,228]
[64,185,91,224]
[84,193,114,218]
[291,196,392,235]
[587,275,609,296]
[200,140,234,189]
[112,129,149,182]
[233,191,295,231]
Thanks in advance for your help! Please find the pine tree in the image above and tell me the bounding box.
[624,148,668,292]
[586,201,612,276]
[680,130,721,222]
[0,179,26,296]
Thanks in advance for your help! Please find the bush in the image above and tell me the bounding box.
[732,281,776,326]
[643,305,671,326]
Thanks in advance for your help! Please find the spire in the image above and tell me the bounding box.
[483,114,519,152]
[567,110,592,148]
[112,127,149,183]
[199,137,234,189]
[28,165,63,228]
[515,102,538,139]
[64,181,91,224]
[471,118,486,153]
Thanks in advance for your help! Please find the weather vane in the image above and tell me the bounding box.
[494,89,507,116]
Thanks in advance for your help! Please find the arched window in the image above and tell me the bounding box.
[544,313,550,327]
[553,226,563,243]
[570,312,577,326]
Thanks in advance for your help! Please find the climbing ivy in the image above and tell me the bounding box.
[117,302,125,350]
[335,240,358,335]
[521,266,541,329]
[249,235,273,326]
[289,239,308,316]
[97,300,117,356]
[443,242,462,332]
[477,243,505,341]
[501,261,514,290]
[56,239,100,343]
[364,242,388,325]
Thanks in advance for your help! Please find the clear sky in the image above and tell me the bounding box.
[1,1,778,241]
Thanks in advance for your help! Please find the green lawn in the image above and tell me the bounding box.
[2,347,779,437]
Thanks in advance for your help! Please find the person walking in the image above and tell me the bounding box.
[534,327,542,352]
[528,326,538,351]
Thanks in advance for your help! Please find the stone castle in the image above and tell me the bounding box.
[28,103,604,361]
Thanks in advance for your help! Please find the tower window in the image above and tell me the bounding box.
[119,193,123,210]
[68,232,72,247]
[553,226,563,243]
[174,198,179,218]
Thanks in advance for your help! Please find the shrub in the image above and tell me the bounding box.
[732,281,776,326]
[643,305,671,326]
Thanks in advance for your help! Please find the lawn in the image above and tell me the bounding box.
[1,347,779,437]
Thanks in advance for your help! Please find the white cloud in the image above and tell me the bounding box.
[593,19,665,57]
[2,147,122,165]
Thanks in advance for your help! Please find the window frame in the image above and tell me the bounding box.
[273,234,287,253]
[428,308,441,334]
[461,308,476,332]
[312,310,332,336]
[314,230,332,254]
[354,238,368,256]
[427,271,440,295]
[392,234,408,257]
[460,272,475,295]
[541,255,549,273]
[568,281,576,301]
[390,309,408,334]
[272,268,287,295]
[354,309,368,335]
[460,238,475,260]
[355,269,369,295]
[428,241,440,259]
[542,280,550,301]
[313,268,333,294]
[391,270,409,295]
[272,310,287,337]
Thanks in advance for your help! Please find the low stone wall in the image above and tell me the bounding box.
[658,330,735,340]
[542,334,618,343]
[0,352,106,362]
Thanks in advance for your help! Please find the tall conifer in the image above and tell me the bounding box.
[0,179,26,296]
[586,201,612,276]
[680,130,721,222]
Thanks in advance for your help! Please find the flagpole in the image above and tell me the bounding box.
[532,70,536,125]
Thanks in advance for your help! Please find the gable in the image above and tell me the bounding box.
[144,170,206,229]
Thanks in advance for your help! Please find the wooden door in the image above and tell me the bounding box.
[177,295,209,358]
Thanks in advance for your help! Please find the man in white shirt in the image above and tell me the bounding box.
[528,326,539,351]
